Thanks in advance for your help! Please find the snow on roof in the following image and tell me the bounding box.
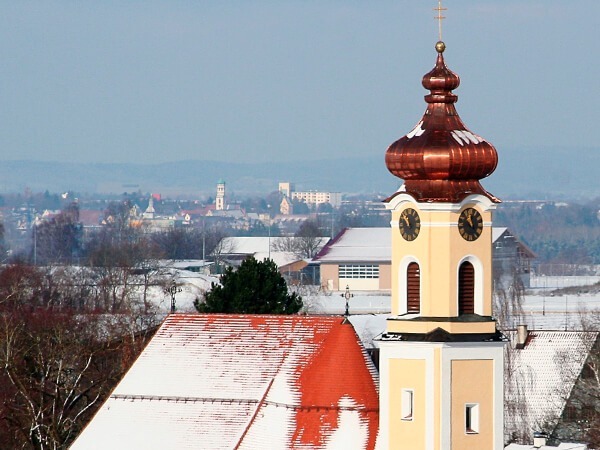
[221,236,329,255]
[504,330,598,438]
[72,314,379,450]
[492,227,536,257]
[492,227,508,243]
[158,259,212,269]
[314,228,391,263]
[505,444,588,450]
[253,251,300,268]
[348,314,390,349]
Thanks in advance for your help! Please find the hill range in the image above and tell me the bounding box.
[0,146,596,201]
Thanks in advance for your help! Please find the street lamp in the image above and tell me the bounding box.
[165,280,182,314]
[341,285,354,317]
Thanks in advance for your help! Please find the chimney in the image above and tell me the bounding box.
[516,324,528,349]
[533,431,547,448]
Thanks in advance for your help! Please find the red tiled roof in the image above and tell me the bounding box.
[72,314,379,449]
[78,209,103,226]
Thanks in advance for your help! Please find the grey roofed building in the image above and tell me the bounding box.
[504,327,598,444]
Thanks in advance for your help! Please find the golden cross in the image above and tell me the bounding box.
[434,0,447,41]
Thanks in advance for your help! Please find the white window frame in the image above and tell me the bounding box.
[465,403,480,434]
[338,264,380,279]
[401,389,414,421]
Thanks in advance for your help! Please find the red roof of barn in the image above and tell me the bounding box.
[72,314,380,449]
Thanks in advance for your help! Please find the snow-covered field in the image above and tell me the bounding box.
[304,292,391,315]
[142,269,218,315]
[300,283,600,348]
[515,292,600,330]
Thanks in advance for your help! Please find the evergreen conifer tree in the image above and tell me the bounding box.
[195,257,302,314]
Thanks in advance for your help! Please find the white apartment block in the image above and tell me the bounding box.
[291,191,342,208]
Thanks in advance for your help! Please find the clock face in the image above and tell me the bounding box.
[399,208,421,241]
[458,208,483,241]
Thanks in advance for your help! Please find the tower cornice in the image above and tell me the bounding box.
[385,192,498,212]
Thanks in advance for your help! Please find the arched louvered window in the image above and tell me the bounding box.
[458,262,475,315]
[407,262,420,314]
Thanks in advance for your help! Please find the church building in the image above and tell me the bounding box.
[377,39,505,449]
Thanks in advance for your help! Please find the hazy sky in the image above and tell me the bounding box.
[0,1,597,165]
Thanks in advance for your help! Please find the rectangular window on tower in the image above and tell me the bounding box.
[465,403,480,434]
[401,389,414,421]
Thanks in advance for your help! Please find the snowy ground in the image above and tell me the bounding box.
[300,285,600,348]
[304,291,391,315]
[143,269,218,315]
[515,292,600,331]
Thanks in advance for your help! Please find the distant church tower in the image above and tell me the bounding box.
[378,40,505,449]
[215,180,225,211]
[142,195,155,219]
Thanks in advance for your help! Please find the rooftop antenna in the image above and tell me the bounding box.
[434,0,447,42]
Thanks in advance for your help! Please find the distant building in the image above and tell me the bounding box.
[214,235,329,274]
[278,181,294,197]
[215,180,225,211]
[279,195,293,215]
[142,196,155,219]
[279,181,341,209]
[493,227,536,288]
[314,228,391,292]
[291,191,342,209]
[504,326,598,445]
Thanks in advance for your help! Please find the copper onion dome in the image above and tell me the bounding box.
[385,41,499,203]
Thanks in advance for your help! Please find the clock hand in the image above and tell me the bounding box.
[466,213,473,227]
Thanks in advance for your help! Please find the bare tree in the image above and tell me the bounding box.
[151,228,203,260]
[270,220,325,259]
[83,220,166,314]
[0,263,156,449]
[32,203,82,265]
[210,233,235,275]
[493,266,526,331]
[270,236,297,253]
[293,220,324,259]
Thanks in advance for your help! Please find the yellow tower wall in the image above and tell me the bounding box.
[451,359,494,449]
[379,192,504,449]
[378,342,504,450]
[389,359,427,449]
[388,194,496,320]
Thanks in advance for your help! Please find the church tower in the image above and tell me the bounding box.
[215,180,226,211]
[378,40,505,449]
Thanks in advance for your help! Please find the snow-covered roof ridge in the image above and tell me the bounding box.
[314,228,391,263]
[72,314,380,449]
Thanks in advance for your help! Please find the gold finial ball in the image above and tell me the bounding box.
[435,41,446,53]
